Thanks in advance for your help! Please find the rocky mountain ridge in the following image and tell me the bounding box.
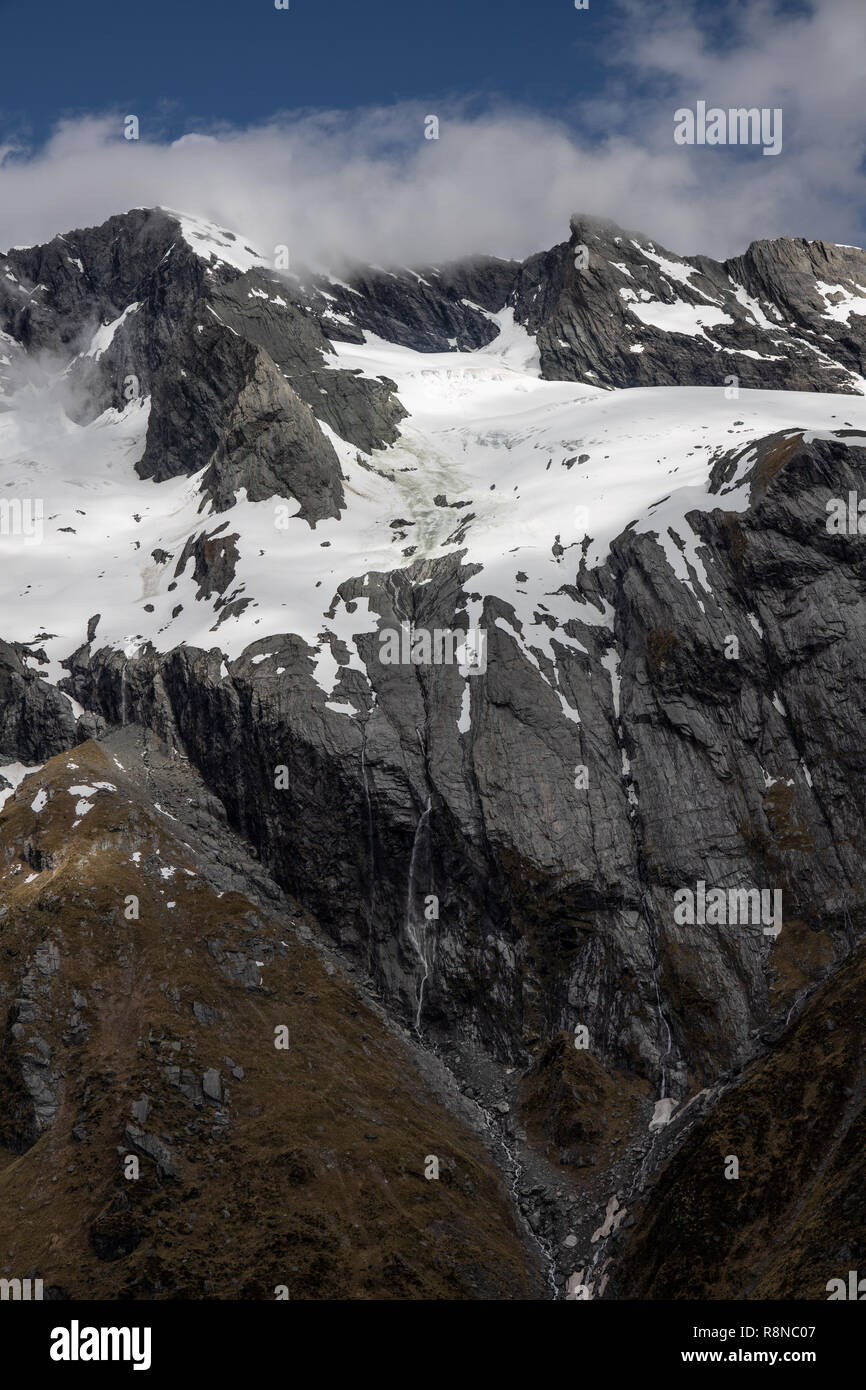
[2,205,866,1298]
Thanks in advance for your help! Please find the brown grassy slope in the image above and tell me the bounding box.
[608,935,866,1300]
[0,741,543,1299]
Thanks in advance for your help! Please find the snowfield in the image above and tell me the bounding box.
[1,298,866,714]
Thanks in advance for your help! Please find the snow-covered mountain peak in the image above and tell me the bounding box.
[2,204,866,718]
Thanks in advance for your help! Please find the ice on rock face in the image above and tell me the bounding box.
[457,682,471,734]
[84,303,140,360]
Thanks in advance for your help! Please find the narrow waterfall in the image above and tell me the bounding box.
[360,721,377,972]
[405,795,433,1032]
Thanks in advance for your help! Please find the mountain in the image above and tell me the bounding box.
[0,734,542,1299]
[1,205,866,1299]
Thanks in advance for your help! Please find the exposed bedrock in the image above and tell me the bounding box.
[57,435,866,1113]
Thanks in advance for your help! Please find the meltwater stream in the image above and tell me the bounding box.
[405,795,433,1032]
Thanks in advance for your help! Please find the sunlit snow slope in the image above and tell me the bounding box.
[2,208,866,716]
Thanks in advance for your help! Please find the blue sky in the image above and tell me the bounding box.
[0,0,862,265]
[1,0,611,142]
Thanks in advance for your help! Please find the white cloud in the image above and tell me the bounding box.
[0,0,864,266]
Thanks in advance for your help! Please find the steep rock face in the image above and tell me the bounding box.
[309,257,517,352]
[725,235,866,381]
[208,275,408,452]
[0,209,192,360]
[201,349,345,520]
[132,278,347,520]
[65,563,658,1075]
[513,216,866,391]
[587,432,866,1085]
[52,425,865,1130]
[0,640,83,763]
[136,307,261,484]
